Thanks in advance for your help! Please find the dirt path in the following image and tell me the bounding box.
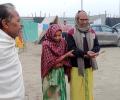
[19,43,120,100]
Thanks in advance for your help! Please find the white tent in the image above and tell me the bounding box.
[38,16,58,43]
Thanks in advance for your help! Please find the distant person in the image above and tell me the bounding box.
[61,20,72,33]
[61,20,70,41]
[15,28,24,49]
[41,24,73,100]
[0,3,25,100]
[64,20,67,25]
[66,10,100,100]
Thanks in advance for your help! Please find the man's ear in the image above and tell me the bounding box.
[2,19,9,29]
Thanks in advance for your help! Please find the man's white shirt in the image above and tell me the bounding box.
[0,29,25,100]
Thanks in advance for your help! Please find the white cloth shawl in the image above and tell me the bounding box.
[0,29,25,100]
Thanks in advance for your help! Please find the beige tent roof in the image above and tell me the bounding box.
[38,16,59,43]
[41,16,58,24]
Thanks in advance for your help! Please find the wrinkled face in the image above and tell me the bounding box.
[78,12,89,28]
[54,30,62,42]
[3,10,21,39]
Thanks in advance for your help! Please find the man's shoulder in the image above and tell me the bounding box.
[89,28,96,34]
[68,28,75,35]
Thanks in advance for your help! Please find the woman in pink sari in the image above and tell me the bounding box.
[41,24,73,100]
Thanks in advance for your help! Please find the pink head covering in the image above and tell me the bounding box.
[41,24,70,78]
[45,24,62,41]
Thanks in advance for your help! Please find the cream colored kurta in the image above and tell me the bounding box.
[0,29,25,100]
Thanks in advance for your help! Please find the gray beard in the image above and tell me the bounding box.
[78,25,90,32]
[75,23,90,33]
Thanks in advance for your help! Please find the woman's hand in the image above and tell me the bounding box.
[65,50,74,57]
[54,50,74,68]
[55,63,63,68]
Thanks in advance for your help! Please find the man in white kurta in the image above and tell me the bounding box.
[0,3,25,100]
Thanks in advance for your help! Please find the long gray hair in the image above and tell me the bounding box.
[75,10,90,32]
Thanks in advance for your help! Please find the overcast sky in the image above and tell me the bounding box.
[0,0,120,17]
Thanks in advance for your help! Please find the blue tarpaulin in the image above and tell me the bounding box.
[21,19,38,42]
[43,24,49,31]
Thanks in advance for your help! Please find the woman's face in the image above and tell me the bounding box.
[54,30,62,42]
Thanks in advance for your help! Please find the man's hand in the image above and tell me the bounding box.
[87,51,99,58]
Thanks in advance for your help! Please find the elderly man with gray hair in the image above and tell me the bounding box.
[0,3,25,100]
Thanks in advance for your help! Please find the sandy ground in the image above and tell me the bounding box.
[19,42,120,100]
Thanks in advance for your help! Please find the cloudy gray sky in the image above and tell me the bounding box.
[0,0,120,17]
